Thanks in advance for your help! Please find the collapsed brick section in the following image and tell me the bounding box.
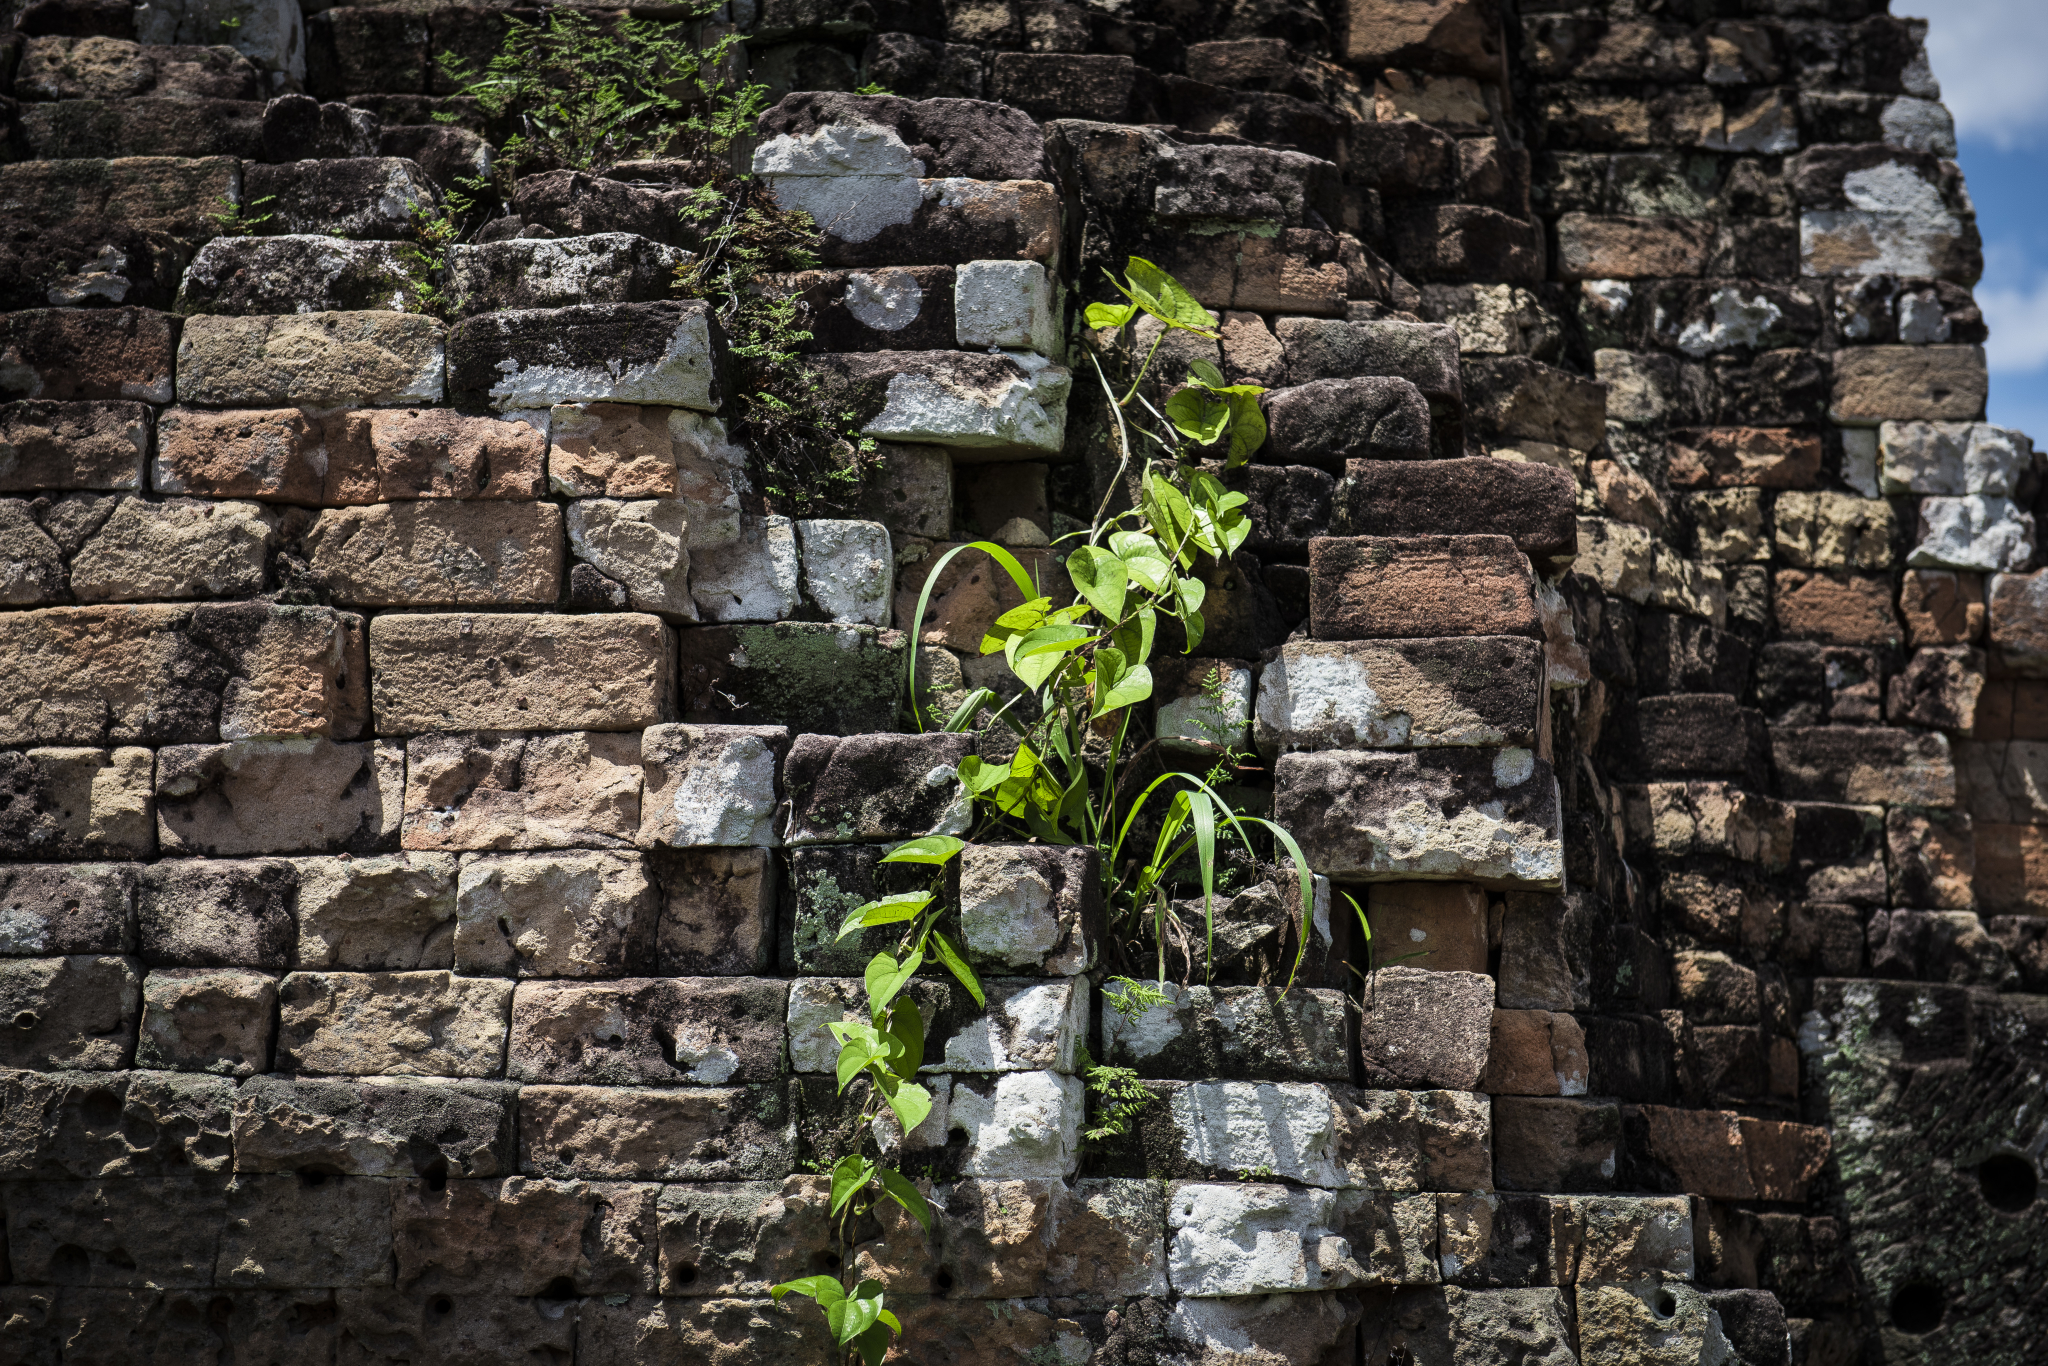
[0,1,2039,1363]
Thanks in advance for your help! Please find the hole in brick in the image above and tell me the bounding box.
[82,1089,121,1127]
[672,1263,698,1287]
[429,1296,454,1316]
[810,1249,840,1273]
[297,1167,336,1187]
[13,1011,38,1030]
[1890,1282,1944,1335]
[106,1247,136,1270]
[1652,1290,1677,1318]
[541,1277,577,1301]
[932,1270,955,1296]
[1978,1154,2037,1213]
[421,1160,449,1193]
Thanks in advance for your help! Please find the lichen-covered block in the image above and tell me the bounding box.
[655,1177,834,1296]
[275,970,513,1077]
[291,852,456,970]
[370,613,674,734]
[1139,1081,1492,1191]
[1491,1096,1620,1192]
[322,407,549,504]
[0,307,178,403]
[1275,748,1564,888]
[0,863,137,955]
[1254,636,1544,756]
[175,235,414,314]
[783,732,972,843]
[155,737,402,857]
[788,976,1082,1075]
[302,501,564,607]
[1360,967,1495,1090]
[0,955,141,1069]
[1332,458,1578,565]
[1168,1182,1363,1297]
[0,747,155,860]
[1770,726,1956,805]
[954,258,1058,353]
[0,400,150,492]
[796,518,894,626]
[638,724,788,849]
[391,1176,659,1295]
[778,844,931,975]
[137,966,277,1076]
[565,498,694,620]
[679,622,908,735]
[454,851,657,979]
[686,512,799,621]
[1102,983,1349,1080]
[958,843,1099,975]
[136,858,296,968]
[1167,1291,1368,1366]
[230,1074,516,1177]
[1263,377,1432,465]
[506,976,787,1085]
[66,495,275,603]
[904,1071,1083,1179]
[518,1084,794,1182]
[446,301,723,411]
[808,350,1070,455]
[653,847,777,976]
[175,312,445,407]
[442,233,691,318]
[1310,535,1541,640]
[0,1069,235,1179]
[401,731,642,851]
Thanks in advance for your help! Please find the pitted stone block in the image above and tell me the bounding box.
[1254,636,1545,756]
[653,847,777,976]
[0,954,141,1069]
[637,724,788,850]
[231,1074,517,1177]
[1167,1182,1363,1297]
[291,852,456,971]
[454,850,657,979]
[506,976,787,1086]
[137,858,296,968]
[0,1068,235,1178]
[369,613,675,734]
[321,407,548,503]
[654,1177,834,1295]
[517,1084,794,1183]
[154,737,403,857]
[443,233,691,318]
[176,235,413,314]
[0,747,155,860]
[1262,377,1432,466]
[391,1176,659,1295]
[302,501,564,608]
[137,966,276,1076]
[275,970,512,1077]
[401,731,642,852]
[175,311,445,408]
[0,863,137,955]
[0,399,151,492]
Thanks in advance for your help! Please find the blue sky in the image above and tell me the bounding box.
[1923,1,2048,437]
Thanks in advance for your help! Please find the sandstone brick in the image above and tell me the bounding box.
[214,1171,394,1288]
[1556,214,1714,279]
[575,1295,832,1363]
[0,746,155,860]
[174,234,414,315]
[652,1177,835,1295]
[155,737,402,857]
[137,966,276,1076]
[1576,1282,1721,1366]
[1492,1096,1619,1192]
[0,862,137,955]
[1988,569,2048,676]
[136,857,295,968]
[369,612,674,734]
[783,731,972,844]
[1866,907,2014,986]
[455,850,657,979]
[654,847,777,976]
[808,349,1070,456]
[687,512,799,622]
[1366,882,1490,975]
[5,1175,223,1286]
[1359,966,1495,1090]
[401,730,642,851]
[1880,420,2031,495]
[1667,428,1823,489]
[1310,535,1541,640]
[958,843,1100,976]
[291,852,456,971]
[1828,345,1987,424]
[1332,459,1576,565]
[152,407,321,502]
[1633,1105,1828,1202]
[276,970,512,1078]
[0,954,140,1069]
[507,977,786,1086]
[321,407,549,503]
[1900,568,1985,645]
[175,312,445,408]
[1476,1010,1589,1097]
[1274,317,1462,402]
[1887,645,1984,732]
[1262,377,1432,466]
[1772,491,1896,569]
[637,724,788,849]
[892,542,1071,651]
[302,500,563,608]
[0,399,149,492]
[1772,570,1902,648]
[67,495,275,602]
[230,1074,516,1177]
[444,233,692,319]
[1167,1181,1364,1296]
[1275,748,1563,888]
[1977,824,2048,915]
[0,307,177,403]
[332,1286,575,1359]
[391,1176,658,1295]
[1771,726,1955,806]
[566,498,696,621]
[447,301,723,412]
[0,156,241,238]
[519,1085,794,1182]
[1620,783,1794,867]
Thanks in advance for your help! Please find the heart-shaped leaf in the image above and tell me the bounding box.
[1065,545,1128,621]
[830,1154,873,1215]
[880,836,965,866]
[1093,663,1153,719]
[880,1078,934,1136]
[956,754,1012,797]
[927,928,985,1007]
[883,995,924,1078]
[771,1274,846,1306]
[1187,358,1226,388]
[1083,300,1137,331]
[865,950,922,1016]
[878,1166,934,1233]
[1124,256,1217,334]
[1164,386,1228,446]
[1224,390,1267,467]
[827,1291,883,1346]
[837,891,932,941]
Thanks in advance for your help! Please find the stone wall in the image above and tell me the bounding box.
[0,0,2041,1363]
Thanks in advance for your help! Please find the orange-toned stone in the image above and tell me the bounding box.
[1899,568,1984,646]
[1365,882,1489,973]
[1667,428,1822,489]
[1772,570,1901,648]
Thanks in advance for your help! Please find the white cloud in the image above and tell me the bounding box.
[1919,0,2048,148]
[1981,277,2048,373]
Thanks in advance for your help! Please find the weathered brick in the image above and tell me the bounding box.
[446,301,723,412]
[519,1084,794,1182]
[1254,636,1545,755]
[1310,536,1542,640]
[1771,727,1956,806]
[137,858,296,968]
[0,156,241,238]
[1829,345,1987,424]
[276,970,512,1077]
[400,731,642,851]
[303,501,563,608]
[155,737,402,857]
[0,307,177,403]
[1331,458,1577,563]
[0,954,141,1069]
[174,312,445,408]
[507,977,787,1086]
[324,407,549,503]
[0,399,150,492]
[230,1074,516,1177]
[0,746,155,860]
[455,851,658,979]
[137,967,276,1076]
[369,613,674,734]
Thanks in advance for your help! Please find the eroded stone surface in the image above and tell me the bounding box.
[401,730,642,851]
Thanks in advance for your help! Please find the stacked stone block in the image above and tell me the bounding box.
[0,0,2044,1363]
